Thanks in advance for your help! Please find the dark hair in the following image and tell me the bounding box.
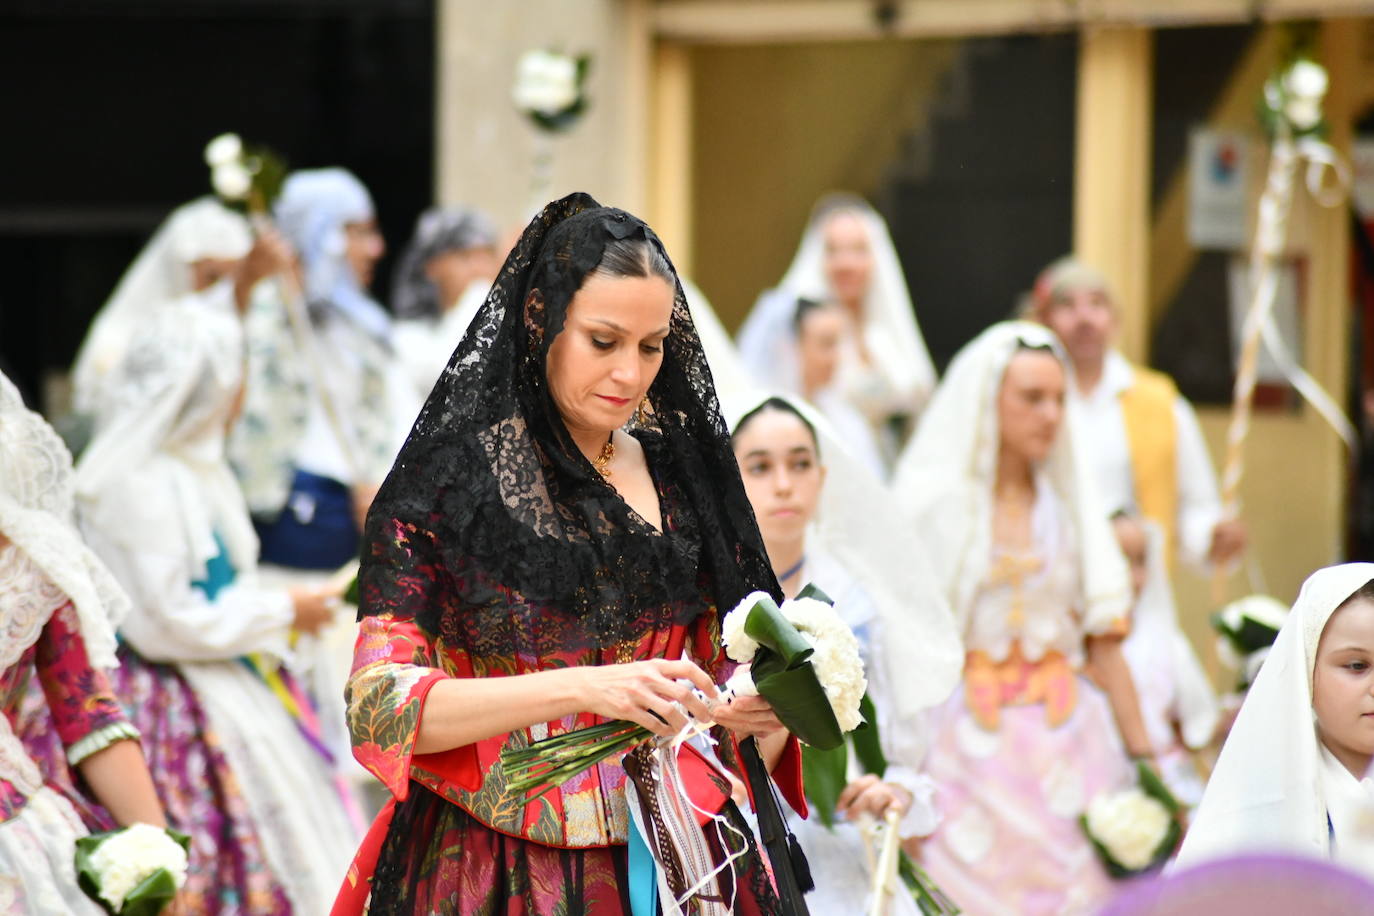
[792,296,830,336]
[592,236,674,284]
[1340,579,1374,610]
[731,397,821,458]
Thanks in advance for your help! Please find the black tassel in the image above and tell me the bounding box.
[788,831,815,894]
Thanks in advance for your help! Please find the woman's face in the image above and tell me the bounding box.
[733,408,825,551]
[1313,597,1374,774]
[545,272,675,438]
[344,218,386,289]
[822,211,873,307]
[997,349,1066,466]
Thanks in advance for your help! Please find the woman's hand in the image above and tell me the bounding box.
[572,659,718,738]
[711,693,784,740]
[289,584,341,635]
[836,774,912,822]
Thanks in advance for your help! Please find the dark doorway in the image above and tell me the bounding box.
[0,0,435,408]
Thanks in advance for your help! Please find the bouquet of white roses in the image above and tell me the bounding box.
[501,585,865,797]
[75,823,190,916]
[1081,761,1182,878]
[512,49,592,134]
[203,132,288,214]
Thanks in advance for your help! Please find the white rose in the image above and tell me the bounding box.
[1084,788,1171,871]
[89,823,189,911]
[1284,60,1329,103]
[203,133,243,168]
[212,162,252,201]
[513,49,579,116]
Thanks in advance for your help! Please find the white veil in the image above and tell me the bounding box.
[1177,563,1374,877]
[71,197,252,415]
[891,321,1131,634]
[0,372,128,669]
[736,193,935,414]
[722,390,963,732]
[74,288,259,586]
[1123,519,1220,751]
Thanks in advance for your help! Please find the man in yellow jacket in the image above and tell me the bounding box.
[1031,258,1247,570]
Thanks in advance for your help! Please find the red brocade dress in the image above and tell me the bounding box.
[336,472,805,915]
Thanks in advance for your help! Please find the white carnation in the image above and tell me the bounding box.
[779,596,867,733]
[89,823,188,911]
[512,50,579,116]
[721,592,768,663]
[203,132,243,168]
[211,161,252,201]
[1084,788,1171,871]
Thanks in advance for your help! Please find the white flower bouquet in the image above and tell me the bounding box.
[1212,594,1288,689]
[1261,54,1329,136]
[203,132,288,213]
[75,824,190,916]
[1081,761,1182,878]
[512,49,592,134]
[501,585,866,797]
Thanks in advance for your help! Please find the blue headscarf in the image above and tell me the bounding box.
[275,168,391,343]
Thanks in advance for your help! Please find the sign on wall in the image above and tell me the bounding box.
[1188,128,1252,250]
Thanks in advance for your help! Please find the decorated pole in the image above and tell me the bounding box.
[1213,54,1353,602]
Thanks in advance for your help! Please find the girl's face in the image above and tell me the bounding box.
[996,349,1066,466]
[822,211,873,307]
[545,272,674,438]
[1313,597,1374,776]
[733,408,825,550]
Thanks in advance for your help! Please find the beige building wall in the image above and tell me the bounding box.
[689,39,959,327]
[434,0,649,232]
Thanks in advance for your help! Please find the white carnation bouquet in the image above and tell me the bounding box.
[75,823,190,915]
[1081,761,1182,878]
[501,585,865,796]
[1212,594,1288,690]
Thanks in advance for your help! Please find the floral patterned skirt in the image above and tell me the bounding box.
[919,677,1133,916]
[360,785,782,916]
[111,647,292,916]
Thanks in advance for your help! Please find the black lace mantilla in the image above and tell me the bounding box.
[359,193,779,654]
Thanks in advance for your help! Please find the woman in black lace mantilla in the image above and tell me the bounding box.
[334,193,808,915]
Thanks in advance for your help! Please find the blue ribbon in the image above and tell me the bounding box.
[628,814,659,916]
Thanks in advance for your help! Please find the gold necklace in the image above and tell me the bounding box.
[593,435,615,478]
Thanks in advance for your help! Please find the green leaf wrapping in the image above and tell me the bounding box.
[742,595,814,668]
[1136,759,1183,816]
[795,583,833,604]
[75,828,190,916]
[849,692,885,777]
[753,663,844,751]
[800,742,849,829]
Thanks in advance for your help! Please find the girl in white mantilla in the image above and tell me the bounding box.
[727,391,963,914]
[1178,563,1374,878]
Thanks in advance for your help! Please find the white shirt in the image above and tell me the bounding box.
[1071,351,1221,568]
